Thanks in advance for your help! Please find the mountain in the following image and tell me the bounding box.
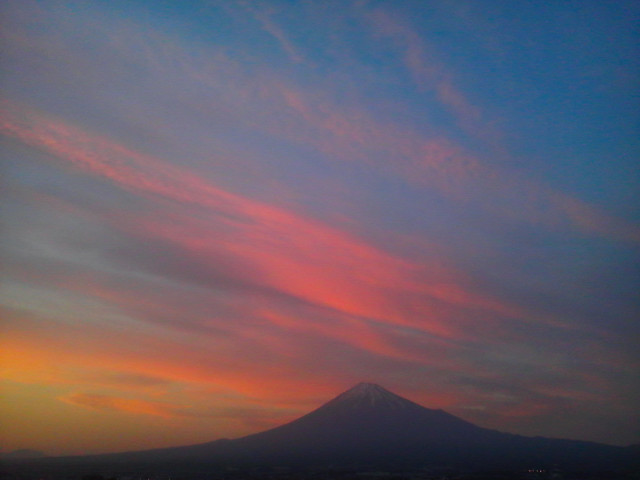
[209,382,631,469]
[226,382,490,462]
[2,383,637,478]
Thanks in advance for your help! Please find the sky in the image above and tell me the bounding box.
[1,0,639,456]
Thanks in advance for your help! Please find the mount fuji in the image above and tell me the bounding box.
[3,383,637,477]
[225,382,490,462]
[203,382,630,469]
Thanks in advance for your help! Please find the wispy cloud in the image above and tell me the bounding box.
[60,393,185,418]
[240,2,305,64]
[363,7,494,144]
[59,392,298,423]
[3,2,634,244]
[264,83,640,242]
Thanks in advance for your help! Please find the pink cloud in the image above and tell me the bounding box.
[3,102,636,409]
[1,101,517,337]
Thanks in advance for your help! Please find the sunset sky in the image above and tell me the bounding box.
[1,0,639,456]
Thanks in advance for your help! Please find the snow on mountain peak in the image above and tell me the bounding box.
[347,382,388,396]
[330,382,412,410]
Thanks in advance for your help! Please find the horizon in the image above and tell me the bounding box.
[1,0,639,457]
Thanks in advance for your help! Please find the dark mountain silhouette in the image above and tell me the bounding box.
[225,382,491,462]
[3,383,637,478]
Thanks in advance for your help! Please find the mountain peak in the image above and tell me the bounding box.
[344,382,392,398]
[324,382,415,411]
[347,382,387,393]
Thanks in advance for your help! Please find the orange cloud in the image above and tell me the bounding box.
[1,301,338,409]
[59,392,294,422]
[60,393,183,418]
